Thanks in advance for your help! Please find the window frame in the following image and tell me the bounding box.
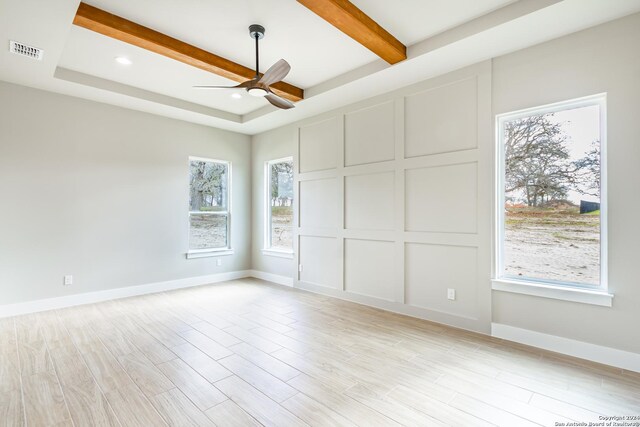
[263,157,294,257]
[493,94,611,305]
[186,156,233,258]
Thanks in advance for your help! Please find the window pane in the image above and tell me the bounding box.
[189,161,228,212]
[271,222,293,249]
[189,214,227,250]
[502,104,601,286]
[270,161,293,249]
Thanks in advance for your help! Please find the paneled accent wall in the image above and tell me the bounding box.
[294,62,492,332]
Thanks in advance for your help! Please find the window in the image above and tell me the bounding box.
[496,95,606,291]
[188,157,231,255]
[265,158,294,253]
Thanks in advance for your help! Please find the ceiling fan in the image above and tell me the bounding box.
[194,25,294,110]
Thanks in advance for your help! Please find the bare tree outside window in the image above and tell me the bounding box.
[500,101,603,286]
[189,159,230,250]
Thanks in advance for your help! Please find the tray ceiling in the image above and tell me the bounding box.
[1,0,640,134]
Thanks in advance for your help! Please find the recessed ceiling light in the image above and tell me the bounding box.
[115,56,132,65]
[231,93,242,99]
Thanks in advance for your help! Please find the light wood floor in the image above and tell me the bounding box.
[1,279,638,426]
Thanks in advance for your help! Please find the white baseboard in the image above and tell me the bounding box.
[295,280,488,334]
[492,323,640,373]
[0,270,252,318]
[248,270,294,287]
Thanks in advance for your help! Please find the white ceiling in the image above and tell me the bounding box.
[352,0,517,45]
[62,0,377,91]
[57,0,514,116]
[59,27,269,116]
[1,0,640,134]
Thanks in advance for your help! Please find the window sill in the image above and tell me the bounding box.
[186,249,234,259]
[492,278,613,307]
[262,249,294,259]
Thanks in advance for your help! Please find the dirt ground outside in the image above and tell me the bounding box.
[189,214,227,249]
[271,206,293,249]
[503,206,600,285]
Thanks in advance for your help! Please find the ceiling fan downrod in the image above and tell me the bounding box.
[249,24,265,79]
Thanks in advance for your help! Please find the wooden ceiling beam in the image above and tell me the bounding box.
[73,2,304,102]
[297,0,406,64]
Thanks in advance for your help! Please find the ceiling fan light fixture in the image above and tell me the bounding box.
[247,87,268,97]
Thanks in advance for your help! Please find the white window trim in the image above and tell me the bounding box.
[261,248,294,259]
[186,157,232,258]
[264,157,294,254]
[492,279,613,307]
[186,248,234,259]
[493,94,610,305]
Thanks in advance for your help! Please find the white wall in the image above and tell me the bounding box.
[252,62,493,333]
[0,82,251,306]
[492,13,640,354]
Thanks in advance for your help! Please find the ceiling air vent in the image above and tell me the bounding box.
[9,40,44,61]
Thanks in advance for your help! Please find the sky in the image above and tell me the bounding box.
[548,104,601,204]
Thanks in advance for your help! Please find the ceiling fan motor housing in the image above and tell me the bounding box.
[249,24,265,39]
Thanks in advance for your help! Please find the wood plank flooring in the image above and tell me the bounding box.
[1,278,638,426]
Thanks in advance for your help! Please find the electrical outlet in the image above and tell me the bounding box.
[298,264,303,272]
[216,258,222,266]
[447,288,456,301]
[64,275,73,286]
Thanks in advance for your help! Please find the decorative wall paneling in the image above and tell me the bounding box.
[294,62,492,333]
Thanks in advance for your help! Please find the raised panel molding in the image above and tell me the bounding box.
[299,236,339,289]
[299,178,338,229]
[405,162,478,233]
[299,117,340,173]
[344,239,395,301]
[405,77,478,158]
[405,243,478,319]
[345,172,395,230]
[294,61,491,333]
[344,101,395,167]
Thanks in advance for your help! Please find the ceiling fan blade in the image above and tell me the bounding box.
[258,59,291,87]
[265,93,294,110]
